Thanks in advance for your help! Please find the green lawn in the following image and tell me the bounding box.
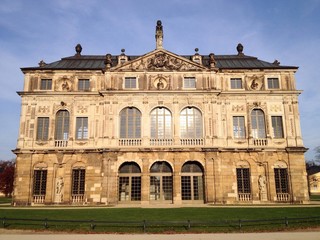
[1,207,320,233]
[310,194,320,201]
[0,197,12,204]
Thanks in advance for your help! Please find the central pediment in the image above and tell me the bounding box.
[112,49,208,72]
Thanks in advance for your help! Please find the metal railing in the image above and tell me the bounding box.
[1,216,319,232]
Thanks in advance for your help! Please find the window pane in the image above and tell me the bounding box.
[230,78,242,89]
[150,108,172,139]
[120,107,141,138]
[55,110,70,140]
[272,116,284,138]
[237,168,251,193]
[180,107,202,138]
[36,117,49,141]
[40,79,52,90]
[274,168,289,193]
[233,116,245,138]
[251,110,266,138]
[125,77,137,89]
[76,117,88,140]
[72,169,85,195]
[78,79,90,91]
[184,77,196,88]
[33,170,47,196]
[267,78,280,89]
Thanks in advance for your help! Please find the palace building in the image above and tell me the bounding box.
[13,21,309,205]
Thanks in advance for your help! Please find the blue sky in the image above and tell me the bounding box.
[0,0,319,161]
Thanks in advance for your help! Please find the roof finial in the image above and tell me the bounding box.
[237,43,244,56]
[155,20,163,49]
[75,44,82,56]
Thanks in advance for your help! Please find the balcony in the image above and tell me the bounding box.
[252,138,268,146]
[55,140,68,147]
[119,138,142,146]
[238,193,251,202]
[33,195,45,204]
[72,194,85,203]
[276,193,290,202]
[180,138,204,146]
[150,138,173,146]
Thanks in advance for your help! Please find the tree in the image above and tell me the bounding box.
[0,160,15,197]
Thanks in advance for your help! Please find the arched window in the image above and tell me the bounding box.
[118,162,141,202]
[251,109,266,138]
[150,108,172,144]
[150,161,173,201]
[120,107,141,138]
[55,110,70,140]
[180,107,202,138]
[181,161,204,201]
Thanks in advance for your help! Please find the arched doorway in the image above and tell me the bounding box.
[181,161,204,202]
[118,162,141,202]
[150,161,173,202]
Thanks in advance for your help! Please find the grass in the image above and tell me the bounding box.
[1,207,320,233]
[310,194,320,201]
[0,197,12,204]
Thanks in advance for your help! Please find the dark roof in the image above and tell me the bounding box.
[307,166,320,175]
[21,53,298,71]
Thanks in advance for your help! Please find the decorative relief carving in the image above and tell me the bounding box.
[270,105,282,112]
[149,74,171,90]
[56,76,74,91]
[117,51,205,71]
[247,75,264,91]
[232,105,245,112]
[38,106,50,114]
[77,105,88,113]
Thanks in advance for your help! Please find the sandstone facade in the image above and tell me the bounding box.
[13,21,309,205]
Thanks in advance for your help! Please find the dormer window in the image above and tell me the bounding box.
[183,77,196,89]
[124,77,137,89]
[78,79,90,91]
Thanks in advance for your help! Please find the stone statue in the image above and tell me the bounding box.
[155,20,163,49]
[56,177,64,194]
[258,175,267,201]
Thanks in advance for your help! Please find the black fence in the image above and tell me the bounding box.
[1,216,320,232]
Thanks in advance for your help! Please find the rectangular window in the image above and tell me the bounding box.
[76,117,88,140]
[36,117,49,141]
[274,168,289,194]
[233,116,246,139]
[236,168,251,193]
[183,77,196,89]
[78,79,90,91]
[40,79,52,90]
[124,77,137,89]
[72,169,85,195]
[230,78,242,89]
[267,78,280,89]
[272,116,284,138]
[33,170,47,196]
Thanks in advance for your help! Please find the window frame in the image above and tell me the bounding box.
[267,77,280,89]
[230,78,243,90]
[251,109,267,139]
[124,77,138,89]
[40,79,52,90]
[119,107,142,138]
[75,117,88,140]
[233,116,246,139]
[183,77,196,89]
[78,79,90,91]
[180,107,203,139]
[150,107,172,139]
[36,117,49,141]
[271,116,284,138]
[55,110,70,140]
